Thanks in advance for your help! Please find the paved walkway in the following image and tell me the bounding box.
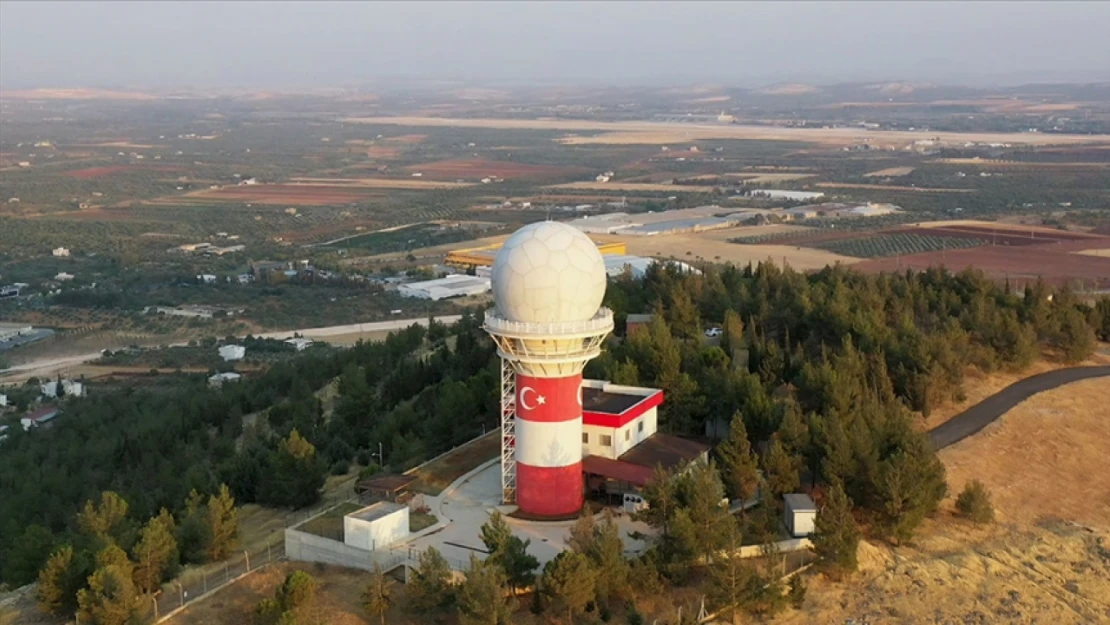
[928,365,1110,449]
[402,462,652,569]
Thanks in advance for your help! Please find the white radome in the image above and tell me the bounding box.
[491,221,607,324]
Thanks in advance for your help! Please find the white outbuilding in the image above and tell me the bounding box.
[218,345,246,361]
[208,372,242,387]
[784,493,818,537]
[343,502,410,551]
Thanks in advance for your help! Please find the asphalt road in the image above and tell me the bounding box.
[0,314,462,381]
[928,365,1110,449]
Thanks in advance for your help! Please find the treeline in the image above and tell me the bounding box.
[27,488,237,621]
[589,261,1104,544]
[0,314,499,589]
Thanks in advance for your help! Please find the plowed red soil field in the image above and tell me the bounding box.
[404,158,585,180]
[856,243,1110,288]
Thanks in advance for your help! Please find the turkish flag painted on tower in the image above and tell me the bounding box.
[515,373,583,423]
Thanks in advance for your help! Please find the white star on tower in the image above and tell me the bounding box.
[536,395,546,405]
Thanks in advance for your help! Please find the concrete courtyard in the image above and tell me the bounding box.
[402,460,654,570]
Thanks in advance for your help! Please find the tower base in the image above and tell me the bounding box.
[515,462,583,517]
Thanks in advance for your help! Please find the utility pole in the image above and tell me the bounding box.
[373,441,384,468]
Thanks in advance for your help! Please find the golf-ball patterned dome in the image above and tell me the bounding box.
[491,221,607,324]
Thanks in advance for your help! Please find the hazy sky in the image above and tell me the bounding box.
[2,1,1108,89]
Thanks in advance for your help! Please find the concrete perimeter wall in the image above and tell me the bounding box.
[285,527,404,572]
[736,537,812,559]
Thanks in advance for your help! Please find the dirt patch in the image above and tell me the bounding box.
[815,182,973,193]
[547,181,715,192]
[1077,248,1110,257]
[783,518,1110,625]
[384,134,427,144]
[864,166,915,177]
[404,158,584,180]
[287,177,474,191]
[164,562,378,625]
[592,226,860,271]
[939,376,1110,528]
[364,146,400,158]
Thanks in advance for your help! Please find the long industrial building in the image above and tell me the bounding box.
[568,206,762,236]
[446,240,626,268]
[398,274,491,300]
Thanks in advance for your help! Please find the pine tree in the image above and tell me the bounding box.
[708,523,758,624]
[716,413,761,509]
[812,482,860,577]
[77,563,141,625]
[679,461,734,561]
[1,524,56,587]
[131,509,179,593]
[264,429,325,508]
[873,438,947,543]
[721,308,745,362]
[776,401,810,458]
[37,545,78,615]
[76,491,129,542]
[762,437,801,498]
[541,551,597,623]
[479,512,538,594]
[566,510,630,607]
[205,484,238,560]
[457,555,514,625]
[404,547,455,618]
[1056,307,1096,363]
[362,563,393,625]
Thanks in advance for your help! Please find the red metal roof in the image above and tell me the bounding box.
[24,406,59,421]
[582,455,656,487]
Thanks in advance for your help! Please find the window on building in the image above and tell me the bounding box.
[601,434,612,447]
[625,429,630,442]
[638,421,644,433]
[582,432,589,444]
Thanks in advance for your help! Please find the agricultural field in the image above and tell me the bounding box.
[342,115,1110,147]
[402,157,587,180]
[3,85,1110,359]
[811,232,987,258]
[546,180,718,192]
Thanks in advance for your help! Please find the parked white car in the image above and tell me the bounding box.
[704,327,723,338]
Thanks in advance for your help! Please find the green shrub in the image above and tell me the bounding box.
[955,480,994,524]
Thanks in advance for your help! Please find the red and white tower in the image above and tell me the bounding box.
[484,222,613,517]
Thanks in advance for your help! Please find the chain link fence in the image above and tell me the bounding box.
[145,540,286,623]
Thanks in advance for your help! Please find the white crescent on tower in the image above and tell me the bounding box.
[519,386,542,411]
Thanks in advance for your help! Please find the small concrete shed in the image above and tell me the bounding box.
[784,493,817,537]
[343,502,409,551]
